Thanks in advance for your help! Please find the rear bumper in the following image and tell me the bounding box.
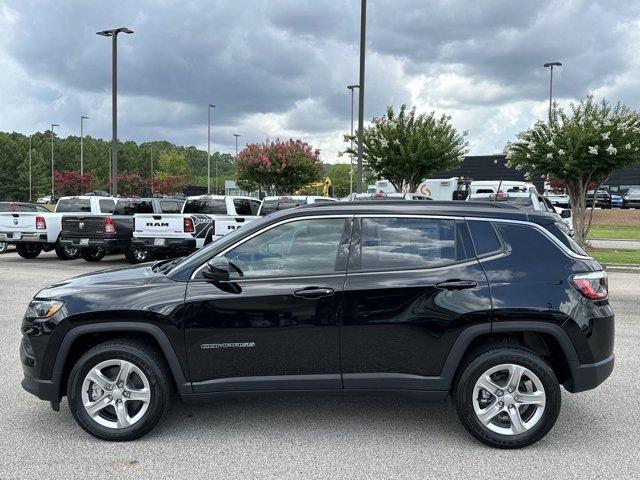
[0,232,47,243]
[564,354,615,393]
[132,237,196,252]
[60,237,127,251]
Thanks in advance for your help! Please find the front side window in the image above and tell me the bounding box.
[56,198,91,213]
[225,218,347,278]
[357,217,460,270]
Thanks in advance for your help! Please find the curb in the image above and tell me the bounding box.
[604,264,640,274]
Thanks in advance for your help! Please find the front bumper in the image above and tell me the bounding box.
[132,237,196,252]
[564,354,615,393]
[0,232,47,243]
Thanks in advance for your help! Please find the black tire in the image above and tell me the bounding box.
[453,345,561,449]
[67,340,171,441]
[55,243,80,260]
[80,247,105,262]
[0,241,7,254]
[124,243,154,264]
[15,242,42,259]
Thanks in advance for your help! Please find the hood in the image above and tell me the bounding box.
[36,263,157,299]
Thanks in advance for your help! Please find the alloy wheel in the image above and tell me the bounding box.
[81,359,151,429]
[472,363,546,435]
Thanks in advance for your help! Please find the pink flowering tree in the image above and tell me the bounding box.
[110,172,148,197]
[54,170,94,196]
[236,139,323,195]
[152,174,191,196]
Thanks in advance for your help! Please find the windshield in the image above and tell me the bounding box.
[56,198,91,212]
[627,188,640,195]
[183,198,227,214]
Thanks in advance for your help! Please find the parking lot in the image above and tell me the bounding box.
[0,251,639,479]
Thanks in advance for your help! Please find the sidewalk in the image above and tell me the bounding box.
[589,239,640,250]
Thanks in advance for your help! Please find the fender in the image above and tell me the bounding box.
[50,322,191,402]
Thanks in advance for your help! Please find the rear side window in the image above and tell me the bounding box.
[357,217,463,270]
[468,220,502,256]
[160,201,182,213]
[233,199,253,215]
[184,199,227,214]
[113,200,153,215]
[99,199,116,213]
[56,198,91,212]
[260,198,306,215]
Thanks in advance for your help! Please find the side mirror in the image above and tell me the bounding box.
[202,257,230,281]
[560,209,571,218]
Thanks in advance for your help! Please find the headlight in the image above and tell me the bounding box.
[26,300,64,319]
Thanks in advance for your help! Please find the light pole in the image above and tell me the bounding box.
[543,61,562,119]
[28,135,33,201]
[80,116,89,175]
[356,0,367,193]
[207,104,215,194]
[233,134,241,157]
[50,123,59,197]
[347,84,359,195]
[150,145,154,195]
[97,27,134,196]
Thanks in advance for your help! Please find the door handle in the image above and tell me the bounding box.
[293,287,335,299]
[436,280,478,290]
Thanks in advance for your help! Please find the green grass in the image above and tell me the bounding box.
[588,225,640,240]
[588,248,640,265]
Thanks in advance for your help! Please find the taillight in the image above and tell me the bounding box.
[36,216,46,230]
[183,217,195,233]
[571,271,608,300]
[103,217,116,235]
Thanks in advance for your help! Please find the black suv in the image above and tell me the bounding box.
[20,201,614,448]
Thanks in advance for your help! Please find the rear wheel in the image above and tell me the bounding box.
[55,243,80,260]
[15,242,42,259]
[67,340,171,441]
[80,247,105,262]
[454,346,561,449]
[124,243,154,264]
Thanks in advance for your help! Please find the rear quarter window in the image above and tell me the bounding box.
[467,220,502,256]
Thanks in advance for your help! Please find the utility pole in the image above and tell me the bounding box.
[207,104,215,194]
[233,134,241,157]
[50,123,59,197]
[347,84,359,195]
[80,116,89,175]
[543,61,562,119]
[356,0,367,193]
[97,27,134,196]
[28,135,32,201]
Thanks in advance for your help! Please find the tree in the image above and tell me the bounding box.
[236,139,323,195]
[152,174,191,196]
[346,105,468,192]
[53,171,94,196]
[156,150,189,178]
[111,172,148,197]
[326,163,351,198]
[505,95,640,245]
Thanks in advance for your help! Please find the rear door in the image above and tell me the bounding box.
[340,215,492,390]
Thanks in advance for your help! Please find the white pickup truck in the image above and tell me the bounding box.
[0,196,116,259]
[131,195,261,255]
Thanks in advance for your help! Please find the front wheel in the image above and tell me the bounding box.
[454,346,561,449]
[55,243,80,260]
[15,242,42,259]
[80,247,105,262]
[67,340,171,441]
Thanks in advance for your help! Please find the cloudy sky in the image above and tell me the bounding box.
[1,0,639,162]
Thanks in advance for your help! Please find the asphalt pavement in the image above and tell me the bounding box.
[0,250,638,479]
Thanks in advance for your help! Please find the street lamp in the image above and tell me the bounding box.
[543,61,562,119]
[347,84,359,195]
[207,104,215,194]
[97,27,134,196]
[28,135,33,201]
[356,0,367,193]
[233,134,241,157]
[80,116,89,175]
[50,124,59,197]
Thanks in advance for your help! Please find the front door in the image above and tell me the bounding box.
[340,216,492,390]
[184,216,352,393]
